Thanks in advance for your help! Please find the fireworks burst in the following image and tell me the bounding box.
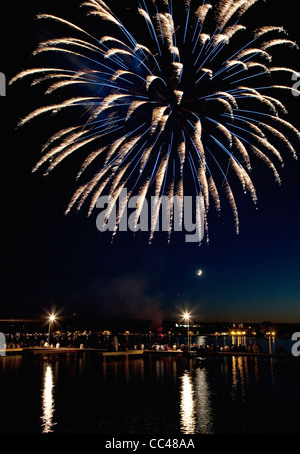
[10,0,300,243]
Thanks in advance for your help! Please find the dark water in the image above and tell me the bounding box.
[1,339,299,434]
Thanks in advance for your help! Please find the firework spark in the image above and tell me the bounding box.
[10,0,299,243]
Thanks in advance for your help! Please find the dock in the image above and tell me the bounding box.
[1,347,297,360]
[1,347,145,358]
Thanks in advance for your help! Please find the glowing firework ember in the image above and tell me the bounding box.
[10,0,300,243]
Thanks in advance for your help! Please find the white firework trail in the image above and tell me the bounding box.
[10,0,300,243]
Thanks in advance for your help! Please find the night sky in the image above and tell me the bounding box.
[2,0,300,323]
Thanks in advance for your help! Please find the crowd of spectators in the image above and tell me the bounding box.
[3,332,289,355]
[3,332,106,349]
[189,342,262,355]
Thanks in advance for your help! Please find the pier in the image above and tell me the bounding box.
[1,346,297,360]
[1,347,144,358]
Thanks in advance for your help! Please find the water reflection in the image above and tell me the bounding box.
[1,348,295,434]
[231,356,247,400]
[180,363,214,434]
[41,363,56,433]
[194,366,213,433]
[180,371,195,434]
[180,354,284,434]
[268,335,276,354]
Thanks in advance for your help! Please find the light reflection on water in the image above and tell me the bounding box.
[1,337,299,434]
[194,366,213,433]
[41,363,56,433]
[180,371,195,433]
[180,366,214,434]
[37,352,295,434]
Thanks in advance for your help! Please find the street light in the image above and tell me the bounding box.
[48,315,56,346]
[183,312,190,347]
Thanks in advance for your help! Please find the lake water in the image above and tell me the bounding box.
[1,336,299,435]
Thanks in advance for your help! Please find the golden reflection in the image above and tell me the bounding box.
[268,336,272,354]
[180,371,196,434]
[41,363,56,433]
[237,357,246,398]
[231,356,251,401]
[172,359,177,383]
[268,335,276,354]
[231,355,238,397]
[254,357,259,384]
[155,359,165,380]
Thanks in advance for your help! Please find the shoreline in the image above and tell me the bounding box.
[1,346,298,360]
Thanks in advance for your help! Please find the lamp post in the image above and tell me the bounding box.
[48,315,55,346]
[183,313,190,347]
